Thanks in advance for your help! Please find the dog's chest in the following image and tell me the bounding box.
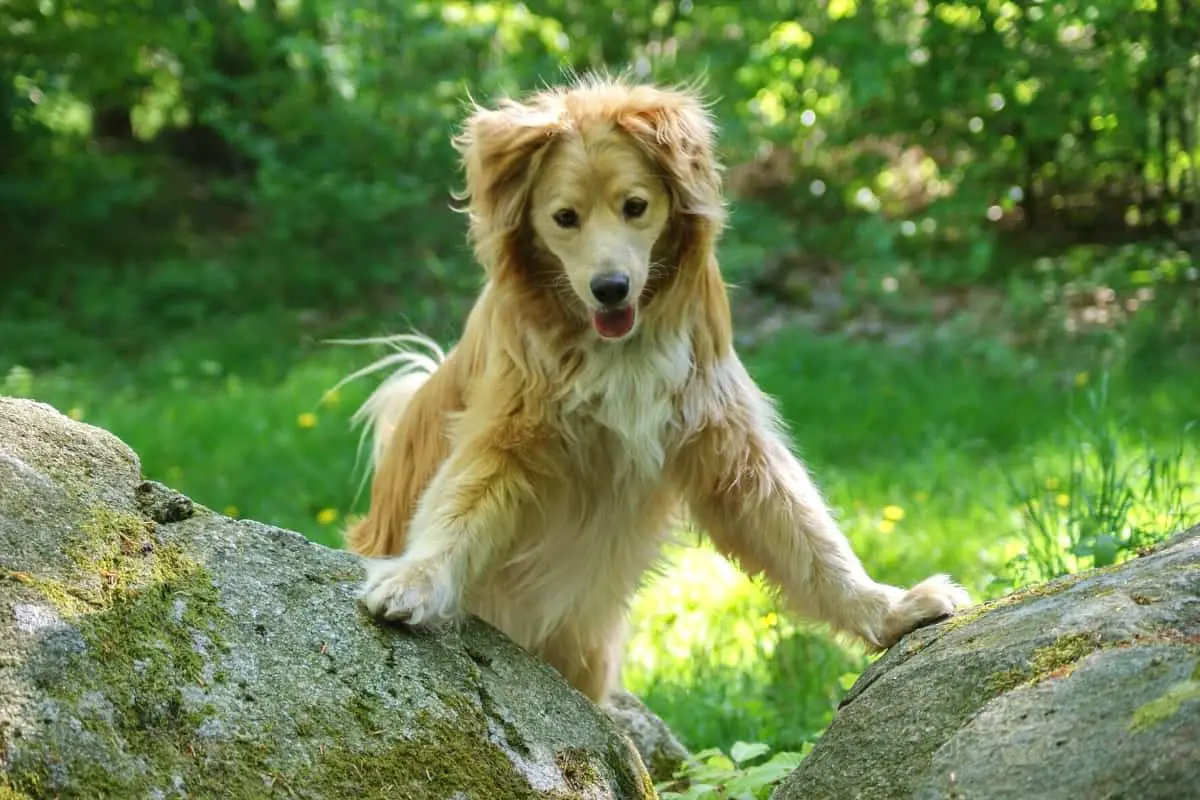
[560,333,693,476]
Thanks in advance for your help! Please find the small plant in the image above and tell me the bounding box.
[1004,373,1199,585]
[658,741,811,800]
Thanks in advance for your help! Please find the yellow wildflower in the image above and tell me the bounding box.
[1074,372,1089,388]
[1055,493,1071,508]
[882,505,906,522]
[877,519,896,534]
[224,505,240,518]
[316,508,339,526]
[297,412,318,429]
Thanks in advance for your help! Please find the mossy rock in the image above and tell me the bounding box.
[773,522,1200,800]
[0,398,657,799]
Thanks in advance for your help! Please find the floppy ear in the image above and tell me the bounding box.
[615,86,725,228]
[452,99,566,274]
[617,85,733,363]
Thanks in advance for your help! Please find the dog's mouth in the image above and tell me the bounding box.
[592,306,636,340]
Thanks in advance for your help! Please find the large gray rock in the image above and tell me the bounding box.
[775,522,1200,800]
[0,397,659,799]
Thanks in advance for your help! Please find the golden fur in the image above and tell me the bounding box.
[341,75,970,702]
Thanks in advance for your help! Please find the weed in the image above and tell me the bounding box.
[1002,373,1199,586]
[658,741,810,800]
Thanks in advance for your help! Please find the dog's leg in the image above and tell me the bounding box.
[358,441,530,626]
[676,362,969,650]
[540,616,628,703]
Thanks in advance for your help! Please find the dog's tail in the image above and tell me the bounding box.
[325,333,447,476]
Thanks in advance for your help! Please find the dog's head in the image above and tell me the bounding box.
[453,75,725,342]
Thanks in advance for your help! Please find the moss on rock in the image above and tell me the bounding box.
[4,506,232,797]
[937,572,1091,637]
[307,708,541,799]
[557,747,601,793]
[986,632,1107,695]
[1129,662,1200,734]
[0,777,34,800]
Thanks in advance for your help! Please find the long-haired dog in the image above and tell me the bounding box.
[341,75,969,703]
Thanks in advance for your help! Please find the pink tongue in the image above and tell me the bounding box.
[593,307,635,338]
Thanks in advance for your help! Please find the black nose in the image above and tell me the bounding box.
[590,272,630,307]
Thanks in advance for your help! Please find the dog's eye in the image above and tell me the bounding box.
[623,197,649,220]
[552,208,579,229]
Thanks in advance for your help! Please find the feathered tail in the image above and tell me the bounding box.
[325,333,447,476]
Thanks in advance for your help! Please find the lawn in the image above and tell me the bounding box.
[8,282,1198,755]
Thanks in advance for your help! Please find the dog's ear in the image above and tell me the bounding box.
[616,84,733,362]
[615,86,725,227]
[453,99,565,268]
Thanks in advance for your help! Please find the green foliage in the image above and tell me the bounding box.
[658,741,809,800]
[3,0,1198,283]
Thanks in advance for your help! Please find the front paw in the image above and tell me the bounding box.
[878,574,970,648]
[358,556,460,626]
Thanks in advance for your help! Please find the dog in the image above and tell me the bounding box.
[339,74,970,703]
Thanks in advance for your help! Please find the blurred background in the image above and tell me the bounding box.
[2,0,1199,765]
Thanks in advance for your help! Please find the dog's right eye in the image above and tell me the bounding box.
[552,208,579,229]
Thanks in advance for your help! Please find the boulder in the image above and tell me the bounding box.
[0,397,661,799]
[600,692,689,785]
[775,522,1200,800]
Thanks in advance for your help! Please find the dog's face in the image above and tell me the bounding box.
[528,126,671,340]
[454,77,725,343]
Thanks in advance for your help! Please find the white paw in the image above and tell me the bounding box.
[878,574,971,648]
[358,556,460,626]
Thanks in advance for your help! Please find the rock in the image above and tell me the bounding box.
[774,524,1200,800]
[602,692,689,785]
[0,398,659,799]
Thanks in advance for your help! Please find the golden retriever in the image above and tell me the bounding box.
[340,74,969,703]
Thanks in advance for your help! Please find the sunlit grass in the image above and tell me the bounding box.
[7,324,1198,754]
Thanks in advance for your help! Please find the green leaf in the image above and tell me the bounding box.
[730,740,771,765]
[1092,534,1120,567]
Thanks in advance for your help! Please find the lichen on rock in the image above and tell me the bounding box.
[0,398,661,799]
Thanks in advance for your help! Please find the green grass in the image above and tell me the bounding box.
[6,284,1199,759]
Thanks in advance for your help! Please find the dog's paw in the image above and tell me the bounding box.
[878,574,970,648]
[358,556,459,626]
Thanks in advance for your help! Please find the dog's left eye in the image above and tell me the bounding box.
[623,197,648,220]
